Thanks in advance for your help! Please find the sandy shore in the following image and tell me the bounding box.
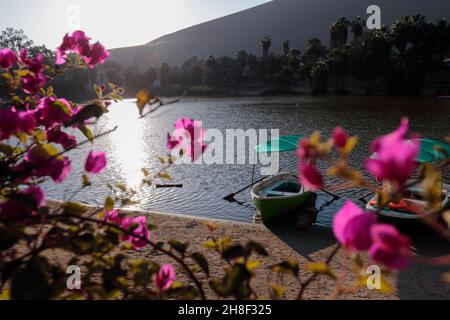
[21,202,450,300]
[106,206,449,300]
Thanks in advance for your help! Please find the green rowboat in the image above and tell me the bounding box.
[251,173,310,223]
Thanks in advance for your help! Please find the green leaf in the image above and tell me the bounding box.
[0,290,10,300]
[53,100,72,116]
[29,143,61,161]
[245,260,260,271]
[10,257,66,300]
[168,240,189,255]
[169,285,199,299]
[71,233,96,254]
[157,156,166,164]
[222,245,246,260]
[62,202,87,215]
[82,174,91,187]
[270,284,285,300]
[157,172,172,180]
[191,252,209,276]
[246,241,269,257]
[270,260,299,276]
[141,168,150,177]
[78,124,93,142]
[15,70,31,77]
[209,264,252,299]
[130,260,158,286]
[105,92,123,101]
[46,86,54,97]
[66,103,107,128]
[136,90,152,116]
[104,196,114,212]
[155,241,165,249]
[94,84,103,98]
[0,143,15,155]
[306,262,336,279]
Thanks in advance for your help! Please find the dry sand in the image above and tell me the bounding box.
[122,208,450,300]
[18,202,450,300]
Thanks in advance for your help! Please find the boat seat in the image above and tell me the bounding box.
[262,180,301,196]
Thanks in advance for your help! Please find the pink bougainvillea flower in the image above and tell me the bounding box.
[55,33,77,64]
[21,186,46,208]
[167,118,207,161]
[0,109,37,139]
[333,200,377,251]
[0,108,20,140]
[18,110,37,133]
[22,72,46,95]
[36,157,71,183]
[83,42,110,68]
[35,97,74,128]
[0,48,16,69]
[56,31,109,68]
[104,209,122,225]
[366,118,420,187]
[47,127,77,150]
[167,133,182,150]
[369,224,412,270]
[120,216,150,250]
[155,264,176,291]
[0,186,45,222]
[370,118,409,152]
[299,161,324,191]
[25,146,72,183]
[103,211,150,250]
[297,138,311,159]
[84,151,107,174]
[19,52,46,95]
[332,127,349,149]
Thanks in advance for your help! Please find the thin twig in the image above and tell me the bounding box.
[296,244,341,300]
[51,211,207,300]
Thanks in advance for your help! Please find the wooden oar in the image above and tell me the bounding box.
[223,176,268,202]
[318,187,340,200]
[291,175,340,200]
[155,184,183,188]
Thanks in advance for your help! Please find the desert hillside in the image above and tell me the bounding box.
[109,0,450,70]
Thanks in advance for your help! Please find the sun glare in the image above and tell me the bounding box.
[105,101,147,188]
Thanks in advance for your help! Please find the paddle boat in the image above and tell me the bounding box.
[366,182,450,221]
[365,138,450,222]
[249,135,312,223]
[251,173,310,223]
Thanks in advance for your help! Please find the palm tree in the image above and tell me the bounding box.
[434,18,450,91]
[260,36,272,60]
[236,50,248,69]
[302,38,327,84]
[330,17,350,49]
[160,62,170,96]
[351,17,365,43]
[282,40,290,55]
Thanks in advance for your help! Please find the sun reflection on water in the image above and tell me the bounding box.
[104,101,147,189]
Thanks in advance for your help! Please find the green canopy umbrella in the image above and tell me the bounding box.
[255,134,303,153]
[416,139,450,163]
[370,138,450,164]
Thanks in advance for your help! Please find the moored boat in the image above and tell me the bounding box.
[366,183,450,221]
[251,173,310,223]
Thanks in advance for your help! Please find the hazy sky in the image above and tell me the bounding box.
[0,0,271,49]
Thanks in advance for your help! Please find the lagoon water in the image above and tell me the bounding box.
[44,96,450,226]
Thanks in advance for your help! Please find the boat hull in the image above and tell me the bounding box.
[253,192,310,222]
[251,173,310,223]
